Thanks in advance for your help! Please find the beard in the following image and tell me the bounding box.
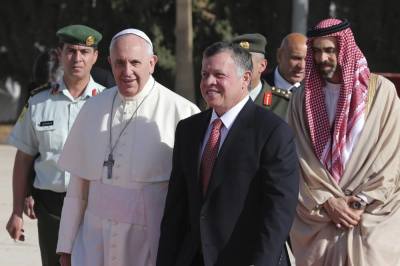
[316,62,337,79]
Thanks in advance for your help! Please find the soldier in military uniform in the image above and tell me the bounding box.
[5,25,105,266]
[231,33,292,120]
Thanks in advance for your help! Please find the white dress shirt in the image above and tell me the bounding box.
[274,68,301,91]
[249,81,262,101]
[201,95,250,156]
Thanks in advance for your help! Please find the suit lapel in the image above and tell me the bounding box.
[188,110,212,202]
[203,99,255,202]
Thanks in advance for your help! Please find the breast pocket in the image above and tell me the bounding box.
[34,120,64,152]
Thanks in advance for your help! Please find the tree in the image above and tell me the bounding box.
[175,0,195,102]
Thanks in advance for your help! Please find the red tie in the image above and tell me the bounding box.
[200,118,223,195]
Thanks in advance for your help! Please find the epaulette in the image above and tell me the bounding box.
[271,86,292,100]
[25,82,59,108]
[30,82,53,97]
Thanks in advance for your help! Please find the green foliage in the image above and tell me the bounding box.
[0,0,399,110]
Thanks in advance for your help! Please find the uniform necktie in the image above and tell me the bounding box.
[200,118,223,195]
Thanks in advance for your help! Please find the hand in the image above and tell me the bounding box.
[323,196,362,229]
[23,196,36,219]
[6,213,25,241]
[59,253,71,266]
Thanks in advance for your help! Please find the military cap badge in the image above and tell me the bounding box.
[86,36,95,46]
[239,41,250,49]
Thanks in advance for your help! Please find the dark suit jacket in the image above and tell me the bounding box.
[157,99,299,266]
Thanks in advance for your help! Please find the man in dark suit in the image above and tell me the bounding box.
[157,42,299,266]
[231,33,293,120]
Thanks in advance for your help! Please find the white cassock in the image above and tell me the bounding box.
[56,76,200,266]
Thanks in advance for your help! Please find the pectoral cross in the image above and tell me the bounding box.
[103,153,115,179]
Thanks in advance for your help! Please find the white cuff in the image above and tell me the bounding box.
[357,193,373,204]
[56,197,87,254]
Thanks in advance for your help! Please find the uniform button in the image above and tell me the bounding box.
[113,221,119,225]
[111,244,117,248]
[200,215,206,220]
[112,233,118,237]
[112,256,117,261]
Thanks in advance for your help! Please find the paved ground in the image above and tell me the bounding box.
[0,145,41,266]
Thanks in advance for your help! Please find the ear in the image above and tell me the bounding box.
[149,55,158,74]
[242,70,252,89]
[259,58,267,74]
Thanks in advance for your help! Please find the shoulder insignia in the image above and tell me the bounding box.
[30,82,53,97]
[91,88,98,96]
[271,86,292,100]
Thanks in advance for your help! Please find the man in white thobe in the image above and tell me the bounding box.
[56,29,200,266]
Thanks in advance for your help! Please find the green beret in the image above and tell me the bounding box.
[231,33,267,54]
[56,25,102,47]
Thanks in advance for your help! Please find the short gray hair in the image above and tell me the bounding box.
[203,41,253,76]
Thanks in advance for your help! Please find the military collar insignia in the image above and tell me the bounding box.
[263,91,272,106]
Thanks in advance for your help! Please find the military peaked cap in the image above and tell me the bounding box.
[231,33,267,54]
[56,24,102,47]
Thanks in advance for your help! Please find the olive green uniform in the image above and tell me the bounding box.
[253,80,292,120]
